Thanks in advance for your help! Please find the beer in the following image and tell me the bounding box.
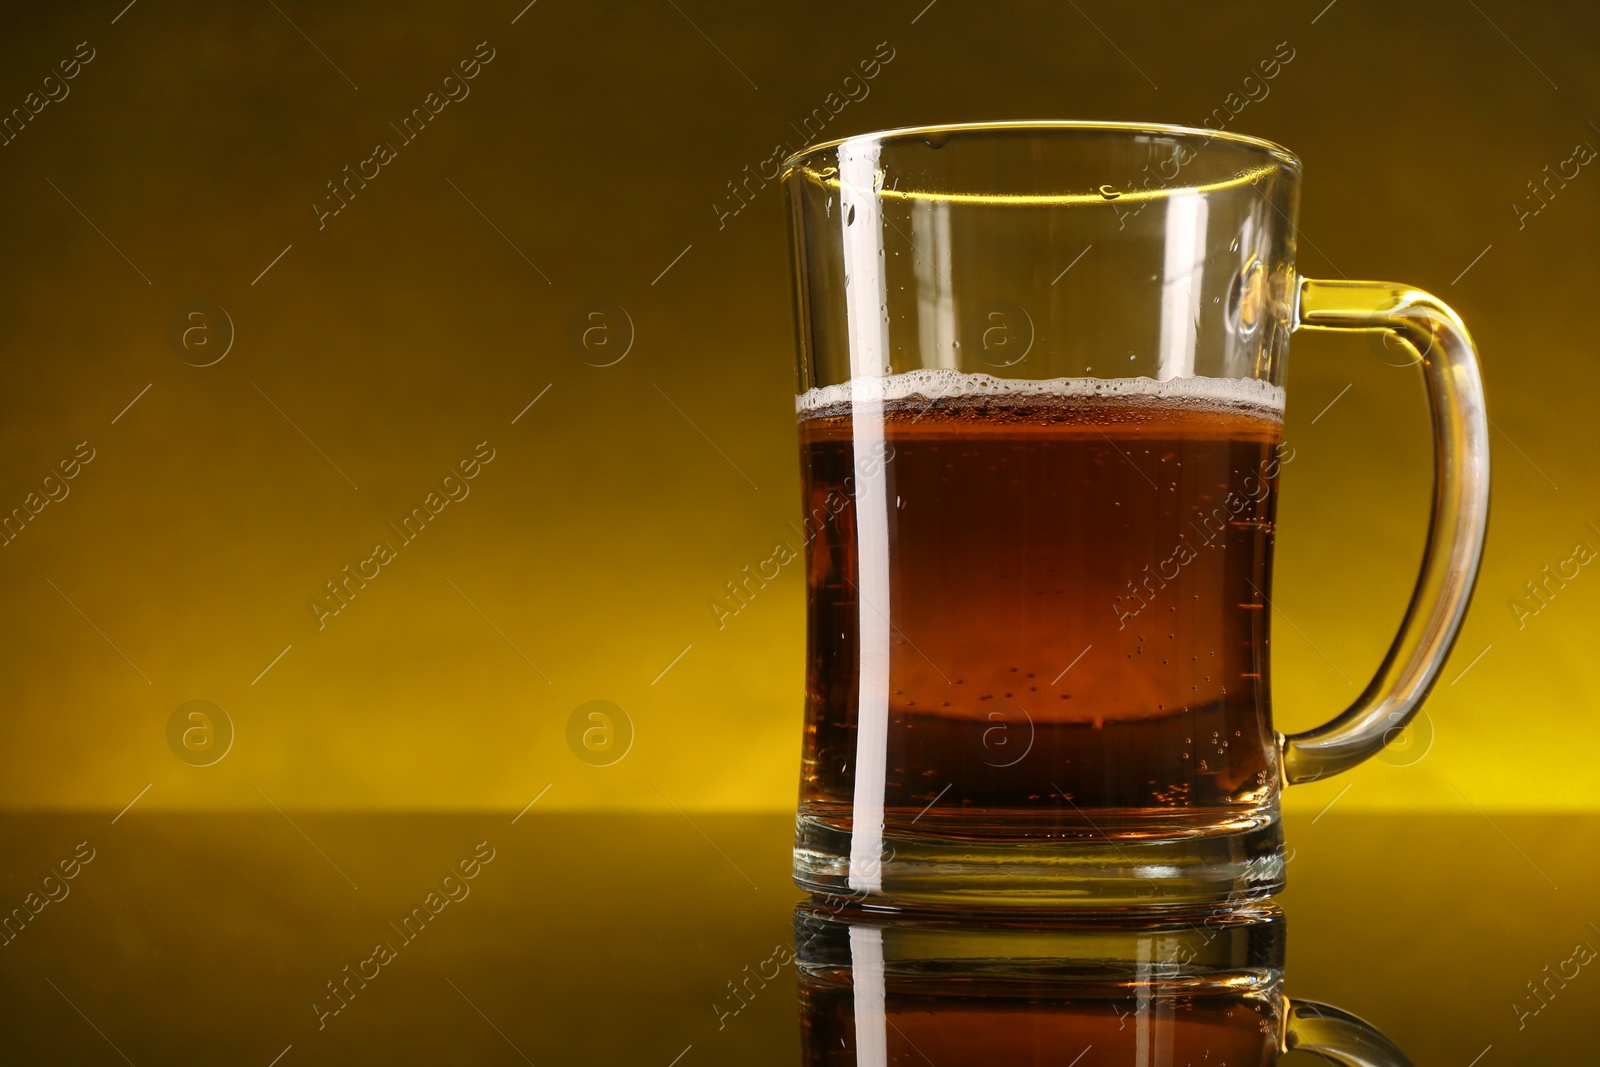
[797,371,1287,851]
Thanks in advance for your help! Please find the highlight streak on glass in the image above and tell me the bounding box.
[839,138,890,894]
[1158,189,1207,378]
[849,924,888,1067]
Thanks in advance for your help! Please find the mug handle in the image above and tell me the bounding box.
[1284,999,1415,1066]
[1278,279,1491,784]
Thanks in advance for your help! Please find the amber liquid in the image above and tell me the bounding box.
[799,981,1279,1067]
[798,387,1283,842]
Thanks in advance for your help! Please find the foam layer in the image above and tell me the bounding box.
[797,369,1284,419]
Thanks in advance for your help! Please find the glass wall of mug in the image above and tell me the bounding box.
[784,121,1489,906]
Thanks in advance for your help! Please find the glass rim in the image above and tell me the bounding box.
[780,120,1302,203]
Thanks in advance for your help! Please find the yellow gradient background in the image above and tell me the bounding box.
[0,0,1593,813]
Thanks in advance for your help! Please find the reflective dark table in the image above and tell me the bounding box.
[1,811,1594,1063]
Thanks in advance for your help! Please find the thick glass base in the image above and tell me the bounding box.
[793,806,1285,908]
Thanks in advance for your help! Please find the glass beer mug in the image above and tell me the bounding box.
[782,122,1489,905]
[794,902,1415,1066]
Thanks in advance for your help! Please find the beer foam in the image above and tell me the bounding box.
[797,369,1284,419]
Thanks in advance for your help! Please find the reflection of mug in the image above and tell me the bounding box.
[782,122,1489,905]
[794,902,1413,1067]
